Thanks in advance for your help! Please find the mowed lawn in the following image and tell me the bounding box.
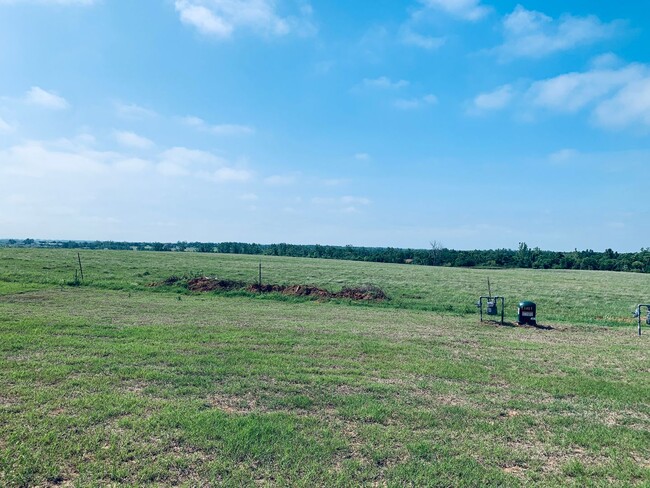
[1,248,650,326]
[0,249,649,486]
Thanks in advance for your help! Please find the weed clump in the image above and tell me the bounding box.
[339,284,387,301]
[186,277,246,292]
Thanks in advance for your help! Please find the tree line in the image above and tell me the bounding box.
[2,239,649,273]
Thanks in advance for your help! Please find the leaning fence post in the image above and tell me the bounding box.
[77,252,84,281]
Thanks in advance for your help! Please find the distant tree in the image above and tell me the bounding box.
[517,242,532,268]
[429,240,444,266]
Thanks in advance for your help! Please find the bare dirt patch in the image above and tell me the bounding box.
[208,392,263,414]
[0,394,19,408]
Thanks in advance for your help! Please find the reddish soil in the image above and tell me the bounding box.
[249,283,387,301]
[152,276,388,301]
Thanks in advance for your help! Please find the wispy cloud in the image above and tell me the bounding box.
[182,116,255,136]
[471,61,650,131]
[24,86,68,110]
[594,78,650,129]
[399,28,446,50]
[322,178,349,187]
[199,167,253,182]
[174,0,316,39]
[468,84,514,114]
[0,139,108,178]
[548,148,580,164]
[493,5,622,61]
[527,64,644,113]
[361,76,409,90]
[115,102,157,119]
[157,147,253,182]
[264,174,297,186]
[157,146,222,176]
[0,116,13,133]
[398,0,478,53]
[354,153,370,161]
[394,94,437,110]
[312,195,371,214]
[239,192,259,201]
[114,131,155,149]
[414,0,491,22]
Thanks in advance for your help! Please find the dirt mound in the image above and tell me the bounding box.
[246,284,286,293]
[248,283,387,301]
[152,275,388,301]
[186,277,245,292]
[283,284,332,298]
[337,285,387,301]
[247,283,332,297]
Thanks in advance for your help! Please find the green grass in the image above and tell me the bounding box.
[1,248,649,326]
[0,249,648,486]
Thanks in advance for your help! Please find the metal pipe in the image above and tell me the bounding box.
[637,304,650,336]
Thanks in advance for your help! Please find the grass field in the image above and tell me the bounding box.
[0,249,649,486]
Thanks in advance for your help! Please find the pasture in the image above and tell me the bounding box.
[0,249,648,486]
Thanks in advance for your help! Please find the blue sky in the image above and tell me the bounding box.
[1,0,649,251]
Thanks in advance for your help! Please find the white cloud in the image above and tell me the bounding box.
[181,116,204,127]
[341,196,370,206]
[239,192,259,201]
[114,131,155,149]
[394,94,438,110]
[0,140,107,178]
[549,148,580,164]
[201,167,252,182]
[25,86,69,110]
[264,174,296,186]
[182,116,255,136]
[157,147,252,182]
[527,64,644,113]
[210,124,255,136]
[174,0,316,39]
[0,136,258,240]
[115,102,157,119]
[590,53,623,70]
[416,0,490,22]
[362,76,409,90]
[176,2,233,37]
[354,153,370,161]
[312,195,371,214]
[494,5,621,60]
[469,84,513,113]
[473,61,650,131]
[399,28,446,50]
[594,78,650,129]
[157,146,223,176]
[322,178,348,187]
[0,116,13,133]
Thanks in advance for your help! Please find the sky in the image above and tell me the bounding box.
[1,0,649,251]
